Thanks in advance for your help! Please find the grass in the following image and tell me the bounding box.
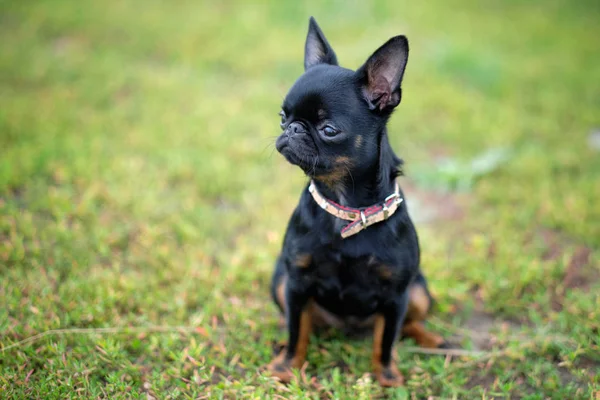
[1,0,599,398]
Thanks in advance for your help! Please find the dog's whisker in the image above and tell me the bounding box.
[311,155,319,176]
[343,165,355,194]
[262,134,280,140]
[261,140,276,154]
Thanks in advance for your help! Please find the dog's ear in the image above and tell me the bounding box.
[357,36,409,111]
[304,17,338,70]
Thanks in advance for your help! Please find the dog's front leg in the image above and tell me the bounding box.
[268,286,313,383]
[372,292,409,387]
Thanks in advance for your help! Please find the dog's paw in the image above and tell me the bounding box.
[374,365,404,387]
[267,362,294,383]
[267,352,294,383]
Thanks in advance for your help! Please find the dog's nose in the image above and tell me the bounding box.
[286,121,306,137]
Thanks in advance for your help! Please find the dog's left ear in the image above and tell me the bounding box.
[304,17,338,70]
[357,36,409,112]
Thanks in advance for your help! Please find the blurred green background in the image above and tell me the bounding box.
[1,0,599,398]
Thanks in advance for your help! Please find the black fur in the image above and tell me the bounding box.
[271,17,433,378]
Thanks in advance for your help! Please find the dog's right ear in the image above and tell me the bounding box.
[304,17,338,70]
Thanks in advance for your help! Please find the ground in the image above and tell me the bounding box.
[1,0,599,399]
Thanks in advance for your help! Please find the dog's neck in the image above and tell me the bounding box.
[311,175,396,209]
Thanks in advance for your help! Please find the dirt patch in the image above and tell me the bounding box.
[461,311,497,350]
[536,229,596,287]
[535,229,598,311]
[576,356,600,380]
[462,372,500,393]
[447,285,525,351]
[538,228,564,262]
[564,246,595,290]
[460,309,523,351]
[401,179,467,224]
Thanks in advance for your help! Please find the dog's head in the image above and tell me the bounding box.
[276,17,408,188]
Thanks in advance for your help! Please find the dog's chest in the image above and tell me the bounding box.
[311,255,393,318]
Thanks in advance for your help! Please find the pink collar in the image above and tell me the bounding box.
[308,180,403,238]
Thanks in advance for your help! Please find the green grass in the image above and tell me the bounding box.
[1,0,599,398]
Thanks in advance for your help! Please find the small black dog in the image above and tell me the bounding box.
[269,17,446,387]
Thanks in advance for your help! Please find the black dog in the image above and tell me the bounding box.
[269,17,446,387]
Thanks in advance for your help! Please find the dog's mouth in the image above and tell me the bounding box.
[276,140,327,176]
[280,147,320,173]
[279,147,304,166]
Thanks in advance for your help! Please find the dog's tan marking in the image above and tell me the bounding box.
[372,314,404,387]
[267,301,314,383]
[406,284,430,321]
[276,275,287,313]
[294,253,312,268]
[317,108,327,120]
[293,303,313,367]
[377,264,394,280]
[315,157,353,188]
[402,320,445,348]
[372,314,385,373]
[268,350,293,382]
[315,169,346,188]
[377,363,404,387]
[334,156,351,165]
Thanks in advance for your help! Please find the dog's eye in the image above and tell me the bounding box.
[279,111,286,128]
[322,125,339,137]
